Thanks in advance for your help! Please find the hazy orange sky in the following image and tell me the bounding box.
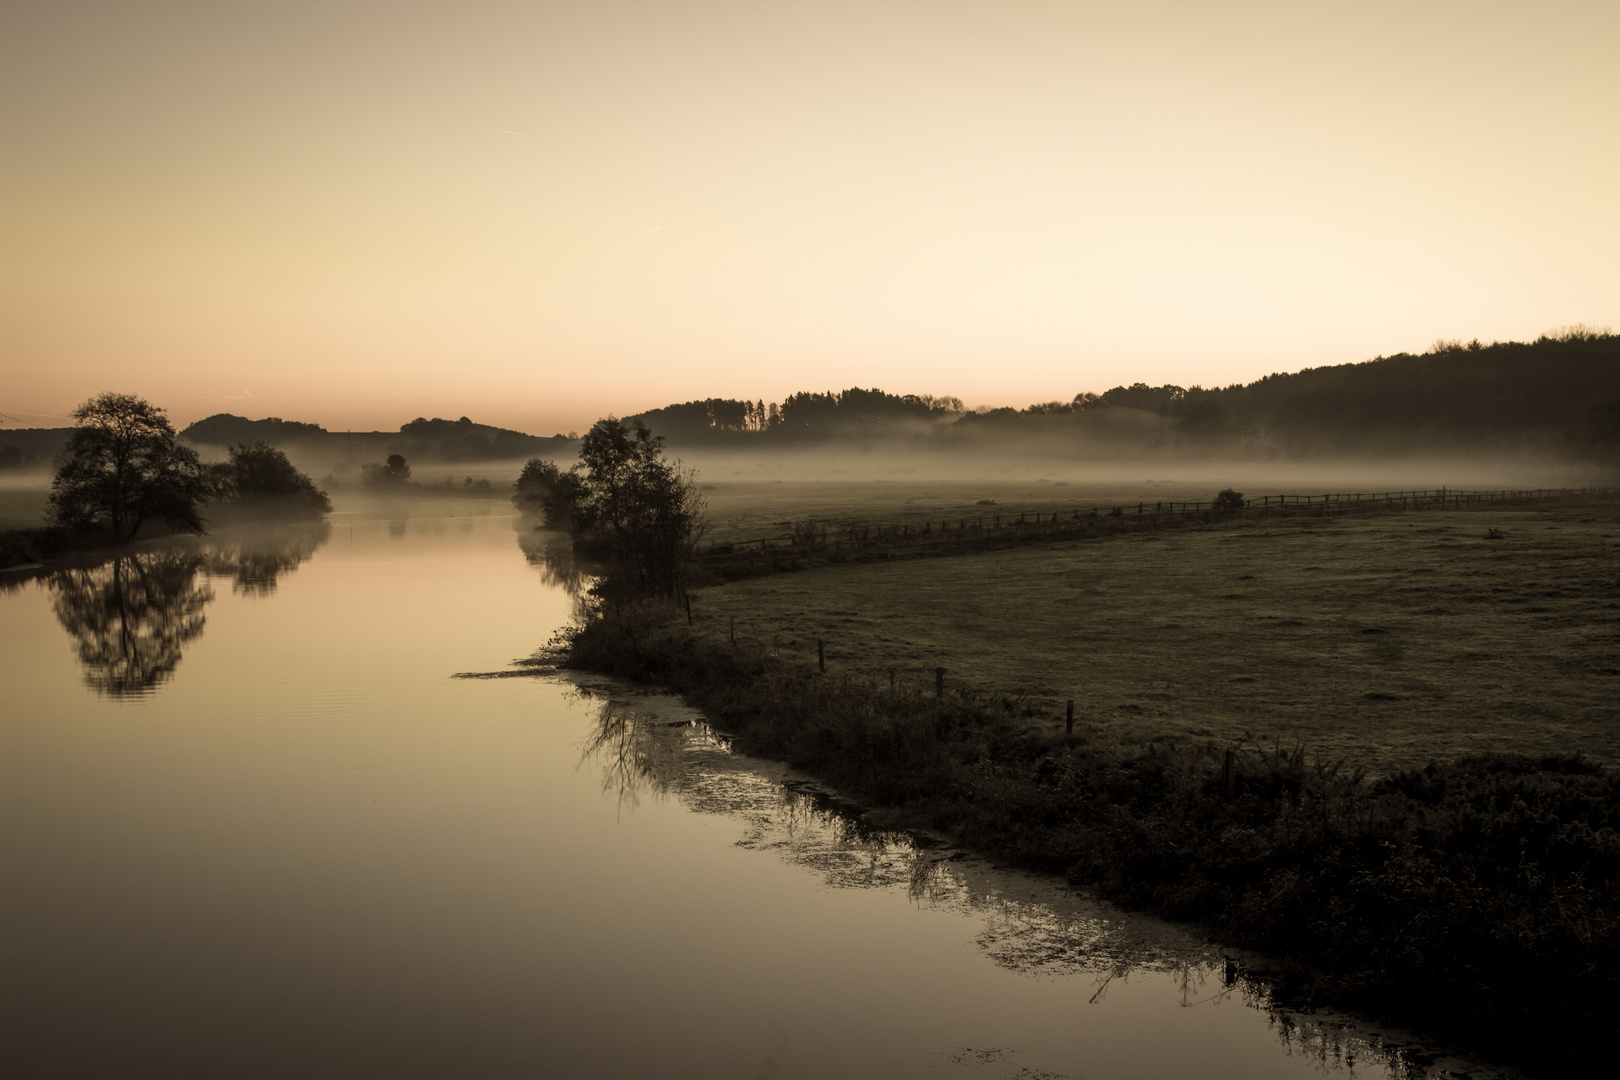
[4,0,1616,435]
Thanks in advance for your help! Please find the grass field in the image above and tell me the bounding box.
[695,479,1227,544]
[688,497,1620,775]
[0,487,49,530]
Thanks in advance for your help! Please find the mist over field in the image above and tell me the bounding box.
[8,3,1620,1077]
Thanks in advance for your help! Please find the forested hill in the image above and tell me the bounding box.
[182,415,327,445]
[627,329,1620,459]
[181,414,573,462]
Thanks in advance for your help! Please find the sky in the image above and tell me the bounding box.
[3,0,1617,436]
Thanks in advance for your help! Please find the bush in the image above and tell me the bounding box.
[213,442,331,518]
[1213,487,1246,511]
[513,457,586,528]
[362,453,412,489]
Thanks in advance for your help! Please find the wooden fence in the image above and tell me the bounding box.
[696,486,1619,572]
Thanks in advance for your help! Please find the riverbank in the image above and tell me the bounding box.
[560,616,1617,1075]
[0,524,114,571]
[554,498,1620,1077]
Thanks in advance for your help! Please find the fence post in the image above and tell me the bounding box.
[729,616,736,646]
[684,591,692,626]
[1066,700,1075,735]
[935,667,945,699]
[1224,749,1236,799]
[818,638,825,673]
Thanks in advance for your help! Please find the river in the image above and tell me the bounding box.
[0,506,1510,1078]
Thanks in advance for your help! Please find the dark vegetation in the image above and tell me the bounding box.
[554,618,1619,1076]
[2,398,332,569]
[362,452,414,489]
[514,418,704,601]
[181,412,574,462]
[0,427,75,469]
[209,442,332,518]
[0,442,43,471]
[626,328,1620,461]
[49,393,212,543]
[9,328,1609,479]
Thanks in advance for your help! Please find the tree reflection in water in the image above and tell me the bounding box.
[576,689,1470,1080]
[205,521,332,597]
[48,552,213,698]
[517,525,597,629]
[44,524,331,696]
[516,526,592,598]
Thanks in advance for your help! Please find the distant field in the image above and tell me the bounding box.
[693,475,1606,546]
[0,488,49,530]
[701,478,1276,545]
[689,497,1620,775]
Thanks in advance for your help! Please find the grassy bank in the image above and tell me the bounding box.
[560,609,1618,1075]
[554,495,1620,1075]
[690,498,1620,776]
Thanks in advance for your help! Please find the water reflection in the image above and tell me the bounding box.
[47,552,213,698]
[516,525,591,597]
[205,521,332,596]
[576,689,1477,1080]
[35,524,331,697]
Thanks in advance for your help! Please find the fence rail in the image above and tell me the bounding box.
[696,486,1619,569]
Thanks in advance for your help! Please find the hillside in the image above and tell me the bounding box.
[0,427,73,469]
[627,329,1620,460]
[180,414,573,462]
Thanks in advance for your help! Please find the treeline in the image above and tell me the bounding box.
[628,328,1620,459]
[632,388,966,442]
[180,413,574,462]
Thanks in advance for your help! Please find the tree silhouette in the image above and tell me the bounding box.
[362,453,412,488]
[513,457,586,528]
[570,418,705,599]
[49,393,211,542]
[214,442,331,517]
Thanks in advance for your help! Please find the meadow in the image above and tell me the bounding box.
[0,486,49,531]
[687,495,1620,775]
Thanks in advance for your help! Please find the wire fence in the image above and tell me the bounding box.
[696,486,1619,569]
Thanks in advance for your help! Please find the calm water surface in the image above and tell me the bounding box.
[1,509,1502,1079]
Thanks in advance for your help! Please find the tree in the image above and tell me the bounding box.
[1213,487,1246,511]
[513,457,586,528]
[362,452,412,488]
[49,393,211,543]
[569,418,705,599]
[214,442,332,517]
